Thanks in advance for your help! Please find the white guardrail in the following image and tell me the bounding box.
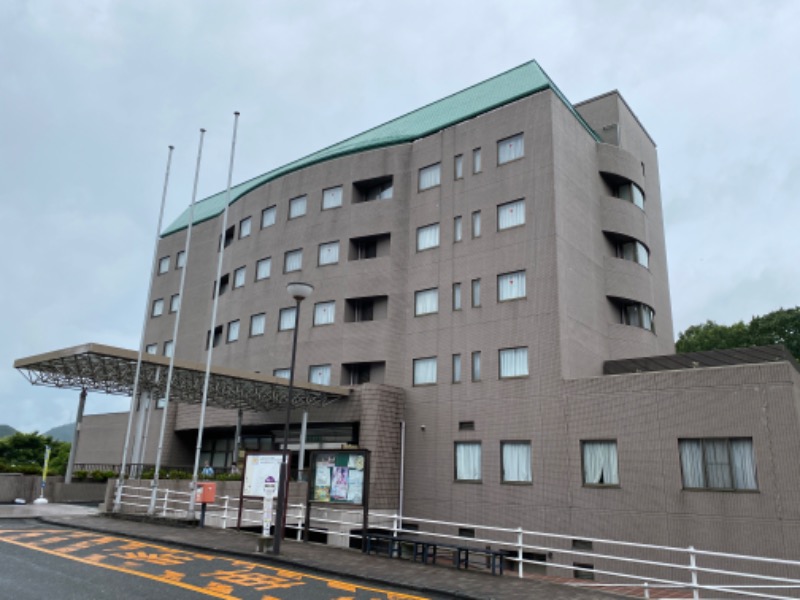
[115,483,800,599]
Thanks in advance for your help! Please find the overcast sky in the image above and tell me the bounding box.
[1,1,798,433]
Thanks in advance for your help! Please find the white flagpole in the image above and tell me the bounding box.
[148,130,206,514]
[189,112,240,514]
[114,145,174,512]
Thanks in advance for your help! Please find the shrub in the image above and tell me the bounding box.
[167,469,192,480]
[72,470,88,481]
[215,473,242,481]
[90,470,116,482]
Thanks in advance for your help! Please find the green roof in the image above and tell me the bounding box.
[162,60,599,236]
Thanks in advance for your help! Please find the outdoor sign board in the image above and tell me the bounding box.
[238,451,287,530]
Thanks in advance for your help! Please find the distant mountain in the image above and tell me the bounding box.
[0,425,16,439]
[44,423,74,443]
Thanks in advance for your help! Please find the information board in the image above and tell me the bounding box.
[310,450,368,505]
[242,452,285,499]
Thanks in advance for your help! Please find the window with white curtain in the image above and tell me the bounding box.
[416,223,440,251]
[616,240,649,268]
[471,351,481,381]
[472,148,482,173]
[284,249,302,273]
[170,294,181,313]
[415,288,438,316]
[273,368,291,380]
[279,307,297,331]
[621,302,655,332]
[314,301,335,326]
[226,320,240,343]
[499,347,528,378]
[163,340,174,358]
[413,357,437,385]
[158,256,170,274]
[497,133,524,165]
[472,211,481,238]
[498,199,525,230]
[309,364,331,386]
[471,279,481,307]
[452,354,462,383]
[679,438,757,491]
[239,216,252,238]
[233,266,246,288]
[151,298,164,317]
[145,343,158,355]
[318,241,340,265]
[582,441,619,486]
[250,313,266,336]
[502,441,532,483]
[454,155,463,179]
[261,205,277,228]
[498,270,526,301]
[256,257,271,280]
[289,195,307,219]
[419,163,441,191]
[452,282,462,310]
[454,216,462,242]
[455,442,481,481]
[614,182,645,210]
[322,186,343,210]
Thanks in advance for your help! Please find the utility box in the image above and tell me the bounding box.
[195,482,216,504]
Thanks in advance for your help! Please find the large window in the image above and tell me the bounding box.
[455,442,481,481]
[322,186,343,210]
[163,340,174,358]
[614,182,645,210]
[471,279,481,307]
[233,266,246,289]
[169,294,181,313]
[452,282,462,311]
[289,195,307,219]
[471,211,481,238]
[452,354,462,383]
[239,216,252,238]
[416,223,440,251]
[454,155,463,179]
[679,438,757,491]
[158,256,170,274]
[261,205,276,228]
[413,357,437,385]
[419,163,441,191]
[499,347,528,378]
[314,301,335,326]
[309,364,331,386]
[226,320,240,343]
[151,298,164,317]
[176,250,186,269]
[284,249,303,273]
[498,270,526,301]
[415,288,438,316]
[273,368,291,380]
[279,307,297,331]
[502,441,532,483]
[454,216,462,242]
[318,241,340,266]
[472,148,481,173]
[616,240,649,268]
[471,351,481,381]
[250,313,266,336]
[498,199,525,230]
[145,343,158,355]
[620,301,655,332]
[256,257,271,281]
[497,133,524,164]
[582,441,619,486]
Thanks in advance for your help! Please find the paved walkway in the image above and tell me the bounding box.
[1,503,629,599]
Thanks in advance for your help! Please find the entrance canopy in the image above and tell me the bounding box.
[14,343,349,411]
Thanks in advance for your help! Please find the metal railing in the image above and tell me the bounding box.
[113,482,800,599]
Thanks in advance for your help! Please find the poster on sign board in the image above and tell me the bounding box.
[308,450,369,506]
[242,452,286,499]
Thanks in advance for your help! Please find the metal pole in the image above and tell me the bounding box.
[398,420,405,527]
[273,296,302,555]
[114,145,174,512]
[232,408,243,472]
[689,545,700,600]
[65,388,87,484]
[190,112,240,515]
[298,410,308,480]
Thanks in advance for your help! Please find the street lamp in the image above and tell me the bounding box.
[273,281,313,555]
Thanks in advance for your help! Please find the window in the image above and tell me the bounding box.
[349,233,390,261]
[256,257,271,281]
[151,298,164,317]
[309,364,331,386]
[314,301,335,326]
[145,343,158,355]
[502,441,532,483]
[227,320,240,343]
[318,241,340,266]
[221,225,235,249]
[250,313,266,337]
[452,354,462,383]
[582,441,619,486]
[472,148,482,173]
[497,133,524,164]
[455,442,481,481]
[614,182,645,210]
[354,176,393,202]
[289,195,307,219]
[499,347,529,378]
[233,266,246,289]
[158,256,170,274]
[452,282,462,311]
[176,250,186,269]
[284,249,303,273]
[169,294,180,313]
[419,163,441,190]
[471,211,481,238]
[454,154,463,179]
[273,368,291,380]
[163,340,174,357]
[471,279,481,307]
[414,288,438,316]
[322,186,343,210]
[616,240,649,268]
[459,421,475,431]
[239,216,252,238]
[416,223,440,251]
[620,301,655,332]
[279,307,297,331]
[498,270,526,301]
[679,438,757,491]
[213,273,230,298]
[413,357,437,385]
[471,351,481,381]
[454,216,462,242]
[206,325,223,349]
[498,199,525,230]
[261,205,276,228]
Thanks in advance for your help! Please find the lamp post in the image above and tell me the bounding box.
[273,281,313,555]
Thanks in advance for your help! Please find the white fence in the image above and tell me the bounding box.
[114,483,800,599]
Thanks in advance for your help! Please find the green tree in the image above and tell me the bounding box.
[0,432,71,475]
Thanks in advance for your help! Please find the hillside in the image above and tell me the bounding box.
[44,423,75,443]
[0,425,16,438]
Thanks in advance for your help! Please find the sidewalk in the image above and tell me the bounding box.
[3,503,621,600]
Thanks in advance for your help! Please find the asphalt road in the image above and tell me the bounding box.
[0,520,444,600]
